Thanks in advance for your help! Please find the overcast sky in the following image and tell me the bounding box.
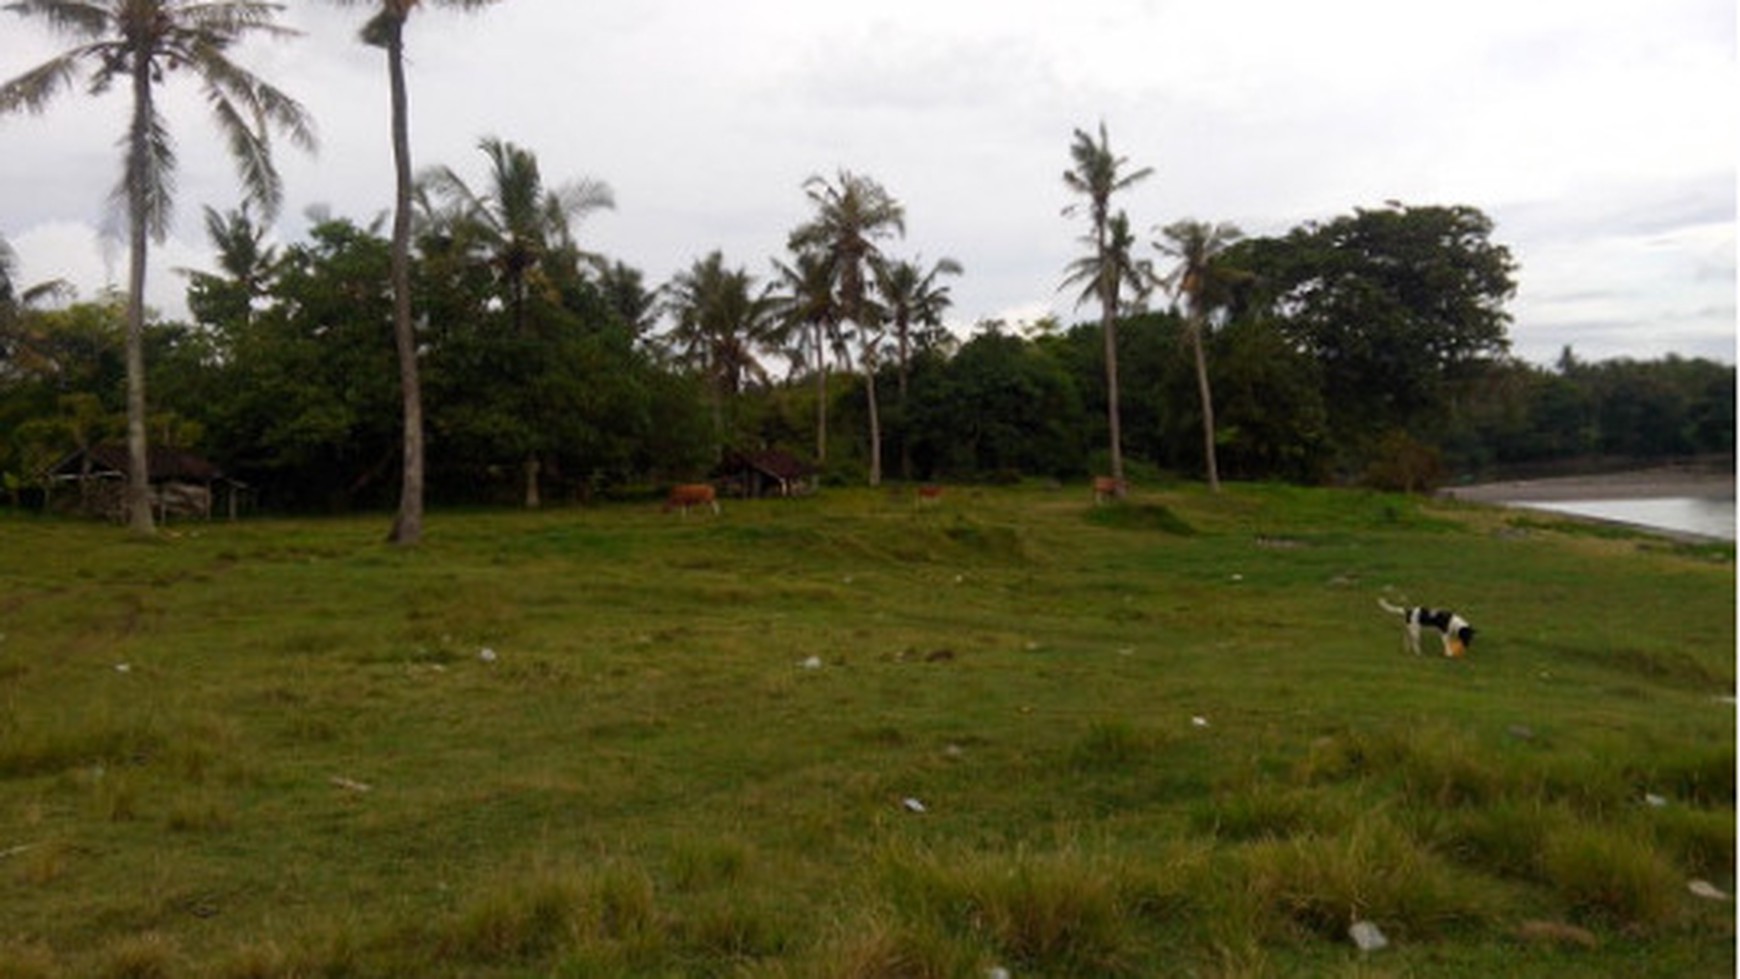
[2,0,1734,364]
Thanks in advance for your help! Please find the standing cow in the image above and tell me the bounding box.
[664,483,720,516]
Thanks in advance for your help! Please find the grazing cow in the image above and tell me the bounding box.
[664,483,720,516]
[917,484,945,505]
[1092,476,1125,504]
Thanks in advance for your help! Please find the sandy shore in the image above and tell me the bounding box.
[1440,464,1736,504]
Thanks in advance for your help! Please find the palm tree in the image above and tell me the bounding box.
[183,203,278,331]
[1062,209,1155,407]
[661,251,777,454]
[788,170,906,486]
[1156,219,1246,492]
[1062,122,1153,495]
[329,0,500,545]
[875,255,962,481]
[418,136,613,336]
[2,0,315,535]
[770,250,840,462]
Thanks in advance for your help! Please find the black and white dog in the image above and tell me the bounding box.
[1378,598,1476,658]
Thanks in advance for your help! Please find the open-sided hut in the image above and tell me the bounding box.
[46,444,243,522]
[717,450,816,498]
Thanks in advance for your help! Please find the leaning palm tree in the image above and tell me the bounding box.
[788,170,906,486]
[875,255,962,481]
[329,0,500,545]
[1156,219,1246,492]
[1062,122,1153,495]
[2,0,315,536]
[418,136,613,336]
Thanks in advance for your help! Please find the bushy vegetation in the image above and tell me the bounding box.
[0,484,1731,976]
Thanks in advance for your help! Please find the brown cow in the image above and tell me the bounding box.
[916,484,945,505]
[663,483,720,516]
[1092,476,1125,504]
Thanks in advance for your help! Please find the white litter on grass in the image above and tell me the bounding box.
[1229,573,1244,582]
[902,797,927,813]
[1348,919,1389,952]
[1689,880,1729,901]
[1644,793,1668,808]
[801,656,823,670]
[478,647,497,663]
[1191,716,1210,729]
[114,663,131,673]
[987,968,1011,979]
[330,776,372,793]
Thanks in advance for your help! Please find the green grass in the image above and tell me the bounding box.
[0,482,1732,977]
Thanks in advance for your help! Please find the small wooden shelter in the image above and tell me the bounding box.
[716,450,817,498]
[46,444,244,522]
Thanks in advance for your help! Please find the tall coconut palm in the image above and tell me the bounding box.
[418,136,613,336]
[788,170,905,486]
[875,255,961,481]
[2,0,315,535]
[1156,219,1246,492]
[1062,122,1152,494]
[330,0,500,545]
[771,250,840,462]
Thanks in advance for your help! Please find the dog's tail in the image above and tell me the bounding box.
[1377,597,1408,617]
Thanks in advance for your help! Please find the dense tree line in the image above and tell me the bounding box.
[2,194,1730,513]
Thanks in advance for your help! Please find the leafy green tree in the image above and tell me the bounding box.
[1229,203,1516,451]
[1062,122,1153,493]
[788,170,906,485]
[328,0,501,544]
[1155,219,1245,491]
[200,217,400,510]
[2,0,316,534]
[908,325,1086,479]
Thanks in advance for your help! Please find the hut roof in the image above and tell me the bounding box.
[49,444,222,482]
[723,450,814,481]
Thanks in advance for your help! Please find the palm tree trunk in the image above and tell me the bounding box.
[813,319,828,463]
[124,62,155,536]
[1190,316,1220,492]
[523,453,541,508]
[384,20,425,545]
[865,360,882,487]
[1101,299,1125,495]
[896,317,912,482]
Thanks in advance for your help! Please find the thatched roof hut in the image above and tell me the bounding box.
[47,444,242,521]
[717,450,816,498]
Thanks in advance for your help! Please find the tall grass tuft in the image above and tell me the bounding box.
[441,860,659,963]
[1542,824,1683,929]
[1239,814,1507,941]
[879,845,1135,974]
[95,932,179,979]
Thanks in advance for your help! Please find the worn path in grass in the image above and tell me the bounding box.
[0,483,1732,977]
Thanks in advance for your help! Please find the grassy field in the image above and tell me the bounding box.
[0,482,1732,977]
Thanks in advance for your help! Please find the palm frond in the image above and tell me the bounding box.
[0,48,100,115]
[3,0,110,39]
[112,106,177,241]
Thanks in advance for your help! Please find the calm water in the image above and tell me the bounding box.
[1515,497,1736,541]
